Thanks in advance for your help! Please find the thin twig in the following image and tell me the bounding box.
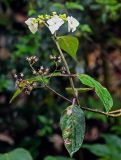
[109,109,121,114]
[80,106,121,117]
[46,84,121,117]
[46,73,77,78]
[45,85,72,103]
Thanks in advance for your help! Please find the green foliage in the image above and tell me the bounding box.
[66,87,92,94]
[13,34,40,59]
[79,24,92,34]
[78,74,113,112]
[60,105,85,157]
[102,134,121,150]
[65,2,84,11]
[10,88,23,103]
[27,76,48,84]
[58,36,79,61]
[83,144,110,157]
[95,0,121,22]
[37,115,53,136]
[0,75,13,91]
[10,76,48,103]
[1,0,121,159]
[0,148,33,160]
[44,156,74,160]
[83,134,121,160]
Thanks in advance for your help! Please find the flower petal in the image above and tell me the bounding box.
[25,18,38,34]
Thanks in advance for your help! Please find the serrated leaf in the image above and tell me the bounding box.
[0,148,33,160]
[10,88,23,103]
[65,2,84,11]
[78,74,113,112]
[58,36,79,61]
[60,105,85,157]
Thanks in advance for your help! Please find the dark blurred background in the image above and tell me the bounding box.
[0,0,121,160]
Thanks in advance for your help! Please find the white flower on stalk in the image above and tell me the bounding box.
[67,16,79,32]
[25,18,38,34]
[47,15,64,34]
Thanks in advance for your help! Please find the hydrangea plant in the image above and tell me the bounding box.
[10,12,121,157]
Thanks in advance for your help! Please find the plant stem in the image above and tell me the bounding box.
[46,84,121,117]
[46,85,72,103]
[51,37,121,117]
[45,79,121,118]
[53,36,79,105]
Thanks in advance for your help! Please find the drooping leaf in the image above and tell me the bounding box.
[58,36,79,61]
[10,88,23,103]
[78,74,113,112]
[65,2,84,11]
[0,148,33,160]
[60,105,85,157]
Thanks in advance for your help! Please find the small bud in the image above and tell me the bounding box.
[25,90,30,95]
[14,74,18,78]
[35,58,38,62]
[38,70,42,74]
[26,57,29,61]
[28,85,33,91]
[52,12,57,15]
[32,82,37,87]
[45,14,51,20]
[46,68,49,72]
[53,56,56,60]
[20,73,24,77]
[49,55,53,59]
[33,70,37,75]
[40,66,44,70]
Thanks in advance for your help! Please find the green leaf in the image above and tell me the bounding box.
[10,88,23,103]
[66,87,92,94]
[27,76,48,84]
[60,105,85,157]
[65,2,84,11]
[58,36,79,61]
[80,24,92,33]
[0,148,33,160]
[44,156,74,160]
[83,144,111,157]
[78,74,113,112]
[102,134,121,150]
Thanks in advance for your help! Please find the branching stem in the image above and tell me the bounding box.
[46,84,121,117]
[53,36,79,105]
[51,36,121,117]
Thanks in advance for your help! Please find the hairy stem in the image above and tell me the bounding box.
[53,36,79,104]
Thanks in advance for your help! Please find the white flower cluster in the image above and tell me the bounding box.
[25,12,79,34]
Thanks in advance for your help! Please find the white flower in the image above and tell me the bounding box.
[25,18,38,34]
[47,15,64,34]
[67,16,79,32]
